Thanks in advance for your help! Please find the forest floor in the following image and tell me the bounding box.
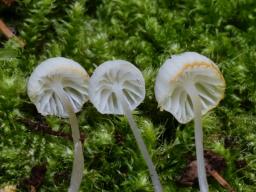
[0,0,256,191]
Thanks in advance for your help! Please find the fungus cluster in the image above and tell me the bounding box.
[27,52,225,192]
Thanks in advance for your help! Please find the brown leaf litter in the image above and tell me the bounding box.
[178,150,236,192]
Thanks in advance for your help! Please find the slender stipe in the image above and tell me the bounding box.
[116,88,163,192]
[185,83,208,192]
[55,86,84,192]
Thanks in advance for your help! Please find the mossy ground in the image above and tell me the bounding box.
[0,0,256,191]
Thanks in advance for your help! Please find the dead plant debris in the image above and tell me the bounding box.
[18,118,86,143]
[178,150,235,192]
[0,19,25,47]
[18,164,47,192]
[0,0,15,6]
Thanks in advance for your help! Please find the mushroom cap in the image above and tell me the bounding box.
[155,52,225,124]
[27,57,89,118]
[89,60,145,115]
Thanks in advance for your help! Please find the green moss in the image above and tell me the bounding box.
[0,0,256,191]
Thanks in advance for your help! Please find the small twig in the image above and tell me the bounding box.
[0,19,25,47]
[18,118,86,143]
[206,165,236,192]
[0,19,14,38]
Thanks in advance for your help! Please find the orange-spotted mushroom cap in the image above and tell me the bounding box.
[27,57,89,117]
[89,60,145,115]
[155,52,225,124]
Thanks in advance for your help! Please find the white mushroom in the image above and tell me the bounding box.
[155,52,225,192]
[27,57,89,192]
[89,60,163,192]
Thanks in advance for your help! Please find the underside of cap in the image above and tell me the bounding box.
[27,57,89,117]
[155,52,226,124]
[89,60,145,115]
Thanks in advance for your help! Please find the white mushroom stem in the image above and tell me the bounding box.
[184,83,208,192]
[55,85,84,192]
[115,87,163,192]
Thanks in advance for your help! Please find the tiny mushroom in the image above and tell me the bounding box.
[27,57,89,192]
[89,60,163,192]
[155,52,225,192]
